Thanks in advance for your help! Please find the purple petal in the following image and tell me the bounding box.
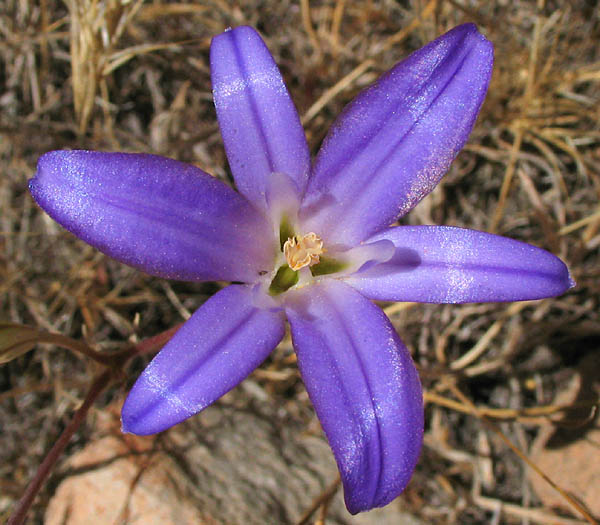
[285,280,423,514]
[122,285,285,435]
[301,24,493,246]
[211,26,310,210]
[30,150,275,283]
[345,226,575,303]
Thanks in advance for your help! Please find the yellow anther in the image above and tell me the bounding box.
[283,232,324,271]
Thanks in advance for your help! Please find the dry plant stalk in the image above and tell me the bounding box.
[66,0,143,135]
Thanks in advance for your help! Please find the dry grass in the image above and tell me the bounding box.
[1,0,599,523]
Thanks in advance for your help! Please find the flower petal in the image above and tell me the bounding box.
[344,226,575,303]
[285,280,423,514]
[30,150,275,283]
[301,24,493,246]
[122,285,285,435]
[211,26,310,210]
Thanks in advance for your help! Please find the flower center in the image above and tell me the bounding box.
[283,232,324,271]
[269,225,353,296]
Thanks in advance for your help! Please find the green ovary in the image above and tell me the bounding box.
[268,264,299,295]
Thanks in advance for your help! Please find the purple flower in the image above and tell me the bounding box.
[29,24,573,513]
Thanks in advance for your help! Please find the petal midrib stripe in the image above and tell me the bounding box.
[231,30,276,174]
[347,43,476,222]
[314,30,474,189]
[326,290,383,509]
[135,303,259,420]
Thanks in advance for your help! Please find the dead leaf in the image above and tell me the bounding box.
[0,323,44,364]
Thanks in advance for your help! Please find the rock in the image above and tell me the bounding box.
[529,427,600,518]
[529,353,600,518]
[45,435,205,525]
[45,401,424,525]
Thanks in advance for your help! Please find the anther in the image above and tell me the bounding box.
[283,232,324,271]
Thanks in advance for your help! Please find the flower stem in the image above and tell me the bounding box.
[295,474,341,525]
[130,323,182,356]
[6,324,181,524]
[7,370,112,525]
[36,332,115,366]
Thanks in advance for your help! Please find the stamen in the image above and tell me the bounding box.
[283,232,324,271]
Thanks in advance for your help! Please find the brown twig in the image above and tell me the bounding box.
[35,331,115,366]
[424,391,598,423]
[7,370,111,525]
[127,323,182,358]
[296,474,341,525]
[490,0,545,233]
[446,382,599,525]
[6,323,180,524]
[300,0,322,60]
